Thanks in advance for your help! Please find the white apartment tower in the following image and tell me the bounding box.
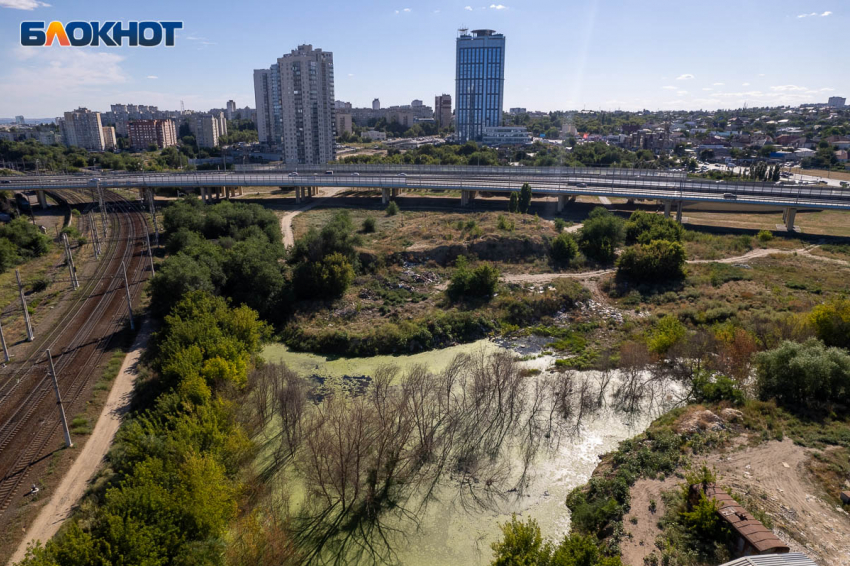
[61,108,105,151]
[253,44,335,165]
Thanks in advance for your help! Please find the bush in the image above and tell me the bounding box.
[755,338,850,414]
[386,201,400,216]
[756,229,774,243]
[579,207,624,263]
[448,256,500,300]
[617,240,687,283]
[553,218,567,233]
[624,210,684,245]
[551,232,579,266]
[293,252,355,300]
[646,315,686,354]
[809,299,850,349]
[30,276,50,293]
[692,372,745,405]
[362,216,376,233]
[496,215,515,231]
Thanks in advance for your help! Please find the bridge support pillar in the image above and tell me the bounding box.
[557,194,568,213]
[391,188,399,199]
[200,187,206,203]
[295,187,302,204]
[675,200,683,223]
[663,200,672,218]
[783,207,797,231]
[382,188,390,205]
[37,190,47,209]
[461,190,476,206]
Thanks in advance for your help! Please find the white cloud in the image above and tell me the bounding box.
[348,73,355,77]
[661,85,676,90]
[821,11,832,16]
[712,82,724,86]
[0,0,50,9]
[464,5,473,10]
[403,7,411,11]
[702,87,713,91]
[489,4,507,9]
[742,82,750,86]
[676,74,694,80]
[797,11,829,18]
[821,87,835,92]
[770,84,806,92]
[676,90,688,96]
[757,73,765,77]
[146,75,158,79]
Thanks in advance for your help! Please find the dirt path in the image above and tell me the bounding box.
[621,477,670,566]
[280,187,345,248]
[703,438,850,566]
[7,321,152,566]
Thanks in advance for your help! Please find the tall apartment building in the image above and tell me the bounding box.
[372,98,380,110]
[226,100,237,120]
[189,112,227,148]
[335,113,353,135]
[254,44,335,165]
[128,119,178,149]
[435,94,452,129]
[60,107,105,151]
[102,126,117,150]
[455,29,505,142]
[15,116,25,125]
[828,96,846,108]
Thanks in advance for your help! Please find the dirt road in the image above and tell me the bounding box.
[280,187,346,248]
[704,438,850,566]
[7,322,152,566]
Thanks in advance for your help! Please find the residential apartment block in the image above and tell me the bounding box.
[60,107,105,151]
[102,126,117,150]
[435,94,452,129]
[128,119,178,150]
[189,112,227,148]
[254,44,335,165]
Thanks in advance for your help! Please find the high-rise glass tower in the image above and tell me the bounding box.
[455,29,505,143]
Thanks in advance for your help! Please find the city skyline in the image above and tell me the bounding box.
[0,0,846,117]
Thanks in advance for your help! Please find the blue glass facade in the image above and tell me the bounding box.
[455,29,505,143]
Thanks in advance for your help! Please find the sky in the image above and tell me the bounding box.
[0,0,846,118]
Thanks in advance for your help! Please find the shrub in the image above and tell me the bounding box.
[551,232,579,266]
[808,299,850,349]
[693,373,745,405]
[386,201,400,216]
[30,276,50,293]
[617,240,687,283]
[553,218,567,233]
[293,252,355,300]
[496,215,515,231]
[624,210,684,245]
[757,229,774,243]
[646,315,686,354]
[362,216,376,233]
[579,207,624,263]
[448,256,500,300]
[755,338,850,414]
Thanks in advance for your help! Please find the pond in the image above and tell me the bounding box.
[260,339,677,566]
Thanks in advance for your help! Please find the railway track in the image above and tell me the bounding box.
[0,189,151,524]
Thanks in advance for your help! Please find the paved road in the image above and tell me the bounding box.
[3,166,849,211]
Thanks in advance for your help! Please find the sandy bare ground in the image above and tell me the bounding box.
[621,477,671,566]
[7,322,152,566]
[280,187,346,248]
[701,438,850,566]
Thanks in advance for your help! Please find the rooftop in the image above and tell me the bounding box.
[717,553,817,566]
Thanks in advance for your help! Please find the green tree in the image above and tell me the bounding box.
[646,315,687,354]
[578,207,624,263]
[616,240,687,283]
[551,233,579,266]
[448,257,500,300]
[624,210,684,245]
[518,183,533,214]
[509,192,519,213]
[293,252,355,300]
[808,299,850,349]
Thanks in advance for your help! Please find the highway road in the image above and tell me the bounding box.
[1,165,848,211]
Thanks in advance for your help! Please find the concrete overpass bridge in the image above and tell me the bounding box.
[3,164,848,230]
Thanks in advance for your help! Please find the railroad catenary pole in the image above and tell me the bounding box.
[88,213,100,258]
[144,230,155,275]
[121,261,134,331]
[16,269,34,341]
[46,349,73,449]
[62,234,79,290]
[98,183,107,239]
[0,317,9,363]
[146,188,160,247]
